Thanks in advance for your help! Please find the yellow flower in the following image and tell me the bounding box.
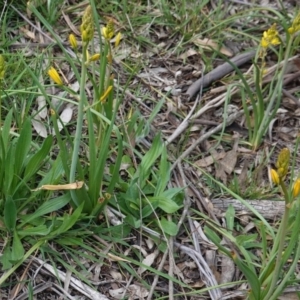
[89,53,100,61]
[80,5,94,42]
[293,178,300,198]
[270,169,280,185]
[288,12,300,34]
[115,32,122,47]
[275,148,290,178]
[102,20,114,40]
[260,24,281,48]
[69,34,78,50]
[48,67,63,86]
[0,55,5,80]
[100,85,113,103]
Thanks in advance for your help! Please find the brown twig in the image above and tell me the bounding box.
[186,50,256,99]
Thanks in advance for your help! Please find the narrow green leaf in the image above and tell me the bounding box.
[24,136,53,180]
[15,119,32,175]
[232,251,260,299]
[155,146,170,196]
[4,197,17,231]
[1,109,13,153]
[225,204,235,231]
[4,144,16,195]
[51,202,83,235]
[139,134,163,182]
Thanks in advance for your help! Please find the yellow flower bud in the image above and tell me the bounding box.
[270,169,280,185]
[89,53,100,61]
[0,55,5,80]
[80,5,94,42]
[115,32,122,47]
[276,148,290,178]
[293,178,300,198]
[48,67,63,86]
[100,85,113,103]
[69,34,78,50]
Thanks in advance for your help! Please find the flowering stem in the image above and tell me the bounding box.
[253,37,293,149]
[69,43,88,205]
[264,178,290,298]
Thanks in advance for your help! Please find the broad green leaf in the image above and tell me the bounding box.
[125,215,141,229]
[149,196,181,213]
[4,197,17,231]
[21,194,70,225]
[15,119,32,175]
[24,135,53,180]
[18,225,51,237]
[11,230,24,263]
[141,202,158,218]
[0,245,12,270]
[159,217,178,236]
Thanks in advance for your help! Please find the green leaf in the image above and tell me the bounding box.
[155,146,170,196]
[51,202,84,236]
[11,230,24,263]
[18,225,51,237]
[225,204,235,231]
[125,215,141,228]
[232,251,260,299]
[15,119,32,175]
[4,197,17,231]
[24,136,53,180]
[139,134,163,183]
[159,217,178,236]
[4,144,16,195]
[21,194,70,225]
[55,237,84,246]
[1,109,13,153]
[0,245,12,270]
[149,196,181,213]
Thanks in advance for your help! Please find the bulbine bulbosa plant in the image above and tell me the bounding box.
[47,4,123,215]
[231,145,300,300]
[241,13,300,150]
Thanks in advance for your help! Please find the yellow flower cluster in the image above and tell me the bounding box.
[102,19,122,47]
[270,148,300,198]
[275,148,290,178]
[288,12,300,34]
[270,148,290,185]
[80,5,94,42]
[261,24,280,48]
[102,20,115,40]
